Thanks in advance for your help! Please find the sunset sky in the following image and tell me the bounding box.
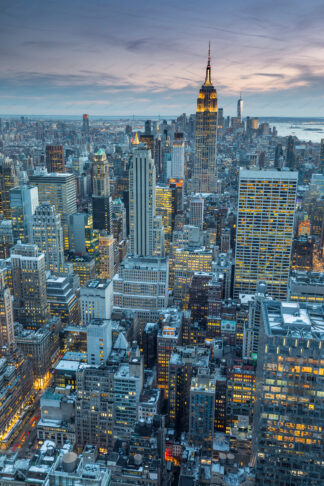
[1,0,324,116]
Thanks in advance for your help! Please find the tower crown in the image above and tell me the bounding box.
[204,42,212,86]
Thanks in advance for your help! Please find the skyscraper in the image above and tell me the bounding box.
[237,93,243,121]
[253,301,324,484]
[234,169,297,300]
[32,202,65,275]
[10,184,39,244]
[45,145,65,173]
[30,169,77,250]
[0,157,18,219]
[193,45,218,193]
[171,133,185,179]
[11,242,50,327]
[129,146,156,256]
[92,149,112,234]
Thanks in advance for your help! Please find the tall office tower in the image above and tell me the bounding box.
[253,301,324,485]
[286,135,296,169]
[92,149,110,197]
[0,157,18,219]
[0,267,14,350]
[113,256,169,337]
[99,232,115,279]
[112,198,127,242]
[76,365,116,450]
[168,346,210,430]
[157,309,182,397]
[237,93,243,121]
[189,369,216,452]
[30,169,77,250]
[156,185,173,252]
[193,45,218,193]
[32,202,65,275]
[11,242,50,327]
[274,143,284,169]
[82,113,89,134]
[140,121,154,156]
[189,195,204,229]
[171,133,185,179]
[10,184,39,244]
[291,236,314,271]
[68,212,99,256]
[80,279,113,325]
[87,319,112,366]
[129,147,156,256]
[0,220,14,259]
[45,144,65,173]
[234,169,297,300]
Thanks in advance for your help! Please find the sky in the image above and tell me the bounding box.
[1,0,324,117]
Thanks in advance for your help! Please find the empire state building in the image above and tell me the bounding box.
[193,45,218,193]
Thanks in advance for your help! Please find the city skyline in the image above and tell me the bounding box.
[1,0,324,116]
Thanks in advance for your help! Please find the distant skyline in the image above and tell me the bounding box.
[1,0,324,116]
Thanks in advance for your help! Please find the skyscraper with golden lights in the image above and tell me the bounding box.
[193,45,218,193]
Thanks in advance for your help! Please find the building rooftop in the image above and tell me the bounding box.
[263,301,324,340]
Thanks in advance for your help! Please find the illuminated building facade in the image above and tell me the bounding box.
[92,149,110,197]
[45,144,65,173]
[10,184,39,244]
[291,236,314,271]
[46,275,80,325]
[193,46,218,193]
[189,195,204,229]
[156,185,173,252]
[11,242,50,327]
[0,267,14,350]
[33,202,65,274]
[234,169,297,300]
[254,301,324,485]
[129,147,156,257]
[0,220,14,259]
[99,232,114,279]
[0,157,18,219]
[157,310,182,398]
[67,254,96,286]
[174,247,212,306]
[30,170,77,251]
[289,271,324,304]
[0,349,33,449]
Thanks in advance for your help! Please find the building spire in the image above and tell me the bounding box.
[204,41,212,86]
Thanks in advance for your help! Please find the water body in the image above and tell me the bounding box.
[262,120,324,144]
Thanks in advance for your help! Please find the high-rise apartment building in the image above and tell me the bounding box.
[45,144,65,173]
[129,146,156,256]
[0,157,19,219]
[193,46,218,193]
[171,133,185,179]
[11,242,50,327]
[156,185,173,251]
[32,202,65,274]
[30,169,77,250]
[234,169,297,300]
[10,184,39,244]
[253,301,324,484]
